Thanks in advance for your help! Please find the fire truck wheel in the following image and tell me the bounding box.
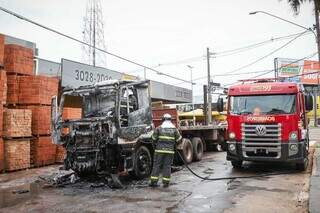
[218,134,227,151]
[131,145,152,179]
[296,158,308,171]
[181,138,193,164]
[192,137,204,162]
[231,160,243,169]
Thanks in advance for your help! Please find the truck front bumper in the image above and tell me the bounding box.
[226,141,306,163]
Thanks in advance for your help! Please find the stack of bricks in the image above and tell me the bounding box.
[2,109,32,171]
[3,41,59,169]
[56,107,82,163]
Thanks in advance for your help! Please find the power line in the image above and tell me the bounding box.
[214,31,312,58]
[223,51,318,87]
[181,30,310,84]
[0,6,191,84]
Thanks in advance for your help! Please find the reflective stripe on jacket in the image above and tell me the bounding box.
[152,123,182,154]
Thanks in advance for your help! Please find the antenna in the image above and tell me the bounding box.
[82,0,107,67]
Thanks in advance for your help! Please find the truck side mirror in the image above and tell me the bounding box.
[305,95,313,111]
[217,98,224,112]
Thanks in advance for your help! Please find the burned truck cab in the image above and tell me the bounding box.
[51,80,154,179]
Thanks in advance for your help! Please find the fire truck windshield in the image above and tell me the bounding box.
[230,94,296,115]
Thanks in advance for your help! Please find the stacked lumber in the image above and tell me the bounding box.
[6,74,19,104]
[0,70,7,105]
[4,139,30,171]
[0,138,3,172]
[19,76,59,105]
[3,109,32,138]
[31,136,56,167]
[2,41,59,171]
[4,44,34,75]
[0,34,4,67]
[2,109,32,171]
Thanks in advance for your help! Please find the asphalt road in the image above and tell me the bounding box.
[1,129,319,213]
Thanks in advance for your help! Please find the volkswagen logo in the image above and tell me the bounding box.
[255,125,267,136]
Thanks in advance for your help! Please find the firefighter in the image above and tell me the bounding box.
[149,113,182,188]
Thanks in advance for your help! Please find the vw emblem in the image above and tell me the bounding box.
[255,125,267,136]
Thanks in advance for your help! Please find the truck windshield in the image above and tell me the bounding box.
[230,94,296,115]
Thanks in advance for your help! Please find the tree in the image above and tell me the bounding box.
[284,0,320,127]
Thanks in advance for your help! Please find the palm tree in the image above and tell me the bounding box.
[285,0,320,62]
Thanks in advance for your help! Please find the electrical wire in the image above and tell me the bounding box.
[214,31,312,58]
[0,6,192,84]
[223,51,318,87]
[179,30,311,86]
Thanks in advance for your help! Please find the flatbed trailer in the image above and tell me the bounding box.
[152,108,227,163]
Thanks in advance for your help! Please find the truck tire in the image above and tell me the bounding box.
[218,134,227,151]
[231,160,242,169]
[180,138,193,164]
[131,145,152,179]
[192,137,203,161]
[296,157,308,171]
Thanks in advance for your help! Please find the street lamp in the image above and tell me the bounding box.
[249,10,320,127]
[187,65,196,126]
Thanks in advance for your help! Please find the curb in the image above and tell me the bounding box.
[309,144,320,213]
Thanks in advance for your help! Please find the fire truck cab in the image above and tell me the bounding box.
[226,79,313,170]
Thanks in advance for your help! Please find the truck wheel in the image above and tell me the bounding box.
[218,134,227,151]
[180,138,193,164]
[131,145,152,179]
[231,160,242,169]
[192,137,203,161]
[296,158,308,171]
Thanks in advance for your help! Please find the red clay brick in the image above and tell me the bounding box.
[4,139,30,171]
[4,44,34,75]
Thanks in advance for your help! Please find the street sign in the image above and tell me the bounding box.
[61,58,131,88]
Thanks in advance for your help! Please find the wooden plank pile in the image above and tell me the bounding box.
[0,37,59,172]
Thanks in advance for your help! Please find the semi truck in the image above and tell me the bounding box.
[51,79,227,181]
[226,79,313,170]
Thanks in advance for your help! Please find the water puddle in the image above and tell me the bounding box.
[0,182,43,208]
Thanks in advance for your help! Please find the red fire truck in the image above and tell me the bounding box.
[226,79,313,171]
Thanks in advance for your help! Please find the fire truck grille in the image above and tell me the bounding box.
[241,123,281,158]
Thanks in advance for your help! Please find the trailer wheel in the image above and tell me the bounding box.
[192,137,203,161]
[179,138,193,164]
[231,160,243,169]
[131,145,152,179]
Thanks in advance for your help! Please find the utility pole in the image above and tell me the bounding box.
[187,65,195,125]
[207,47,212,124]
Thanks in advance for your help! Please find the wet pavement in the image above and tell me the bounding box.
[1,129,319,212]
